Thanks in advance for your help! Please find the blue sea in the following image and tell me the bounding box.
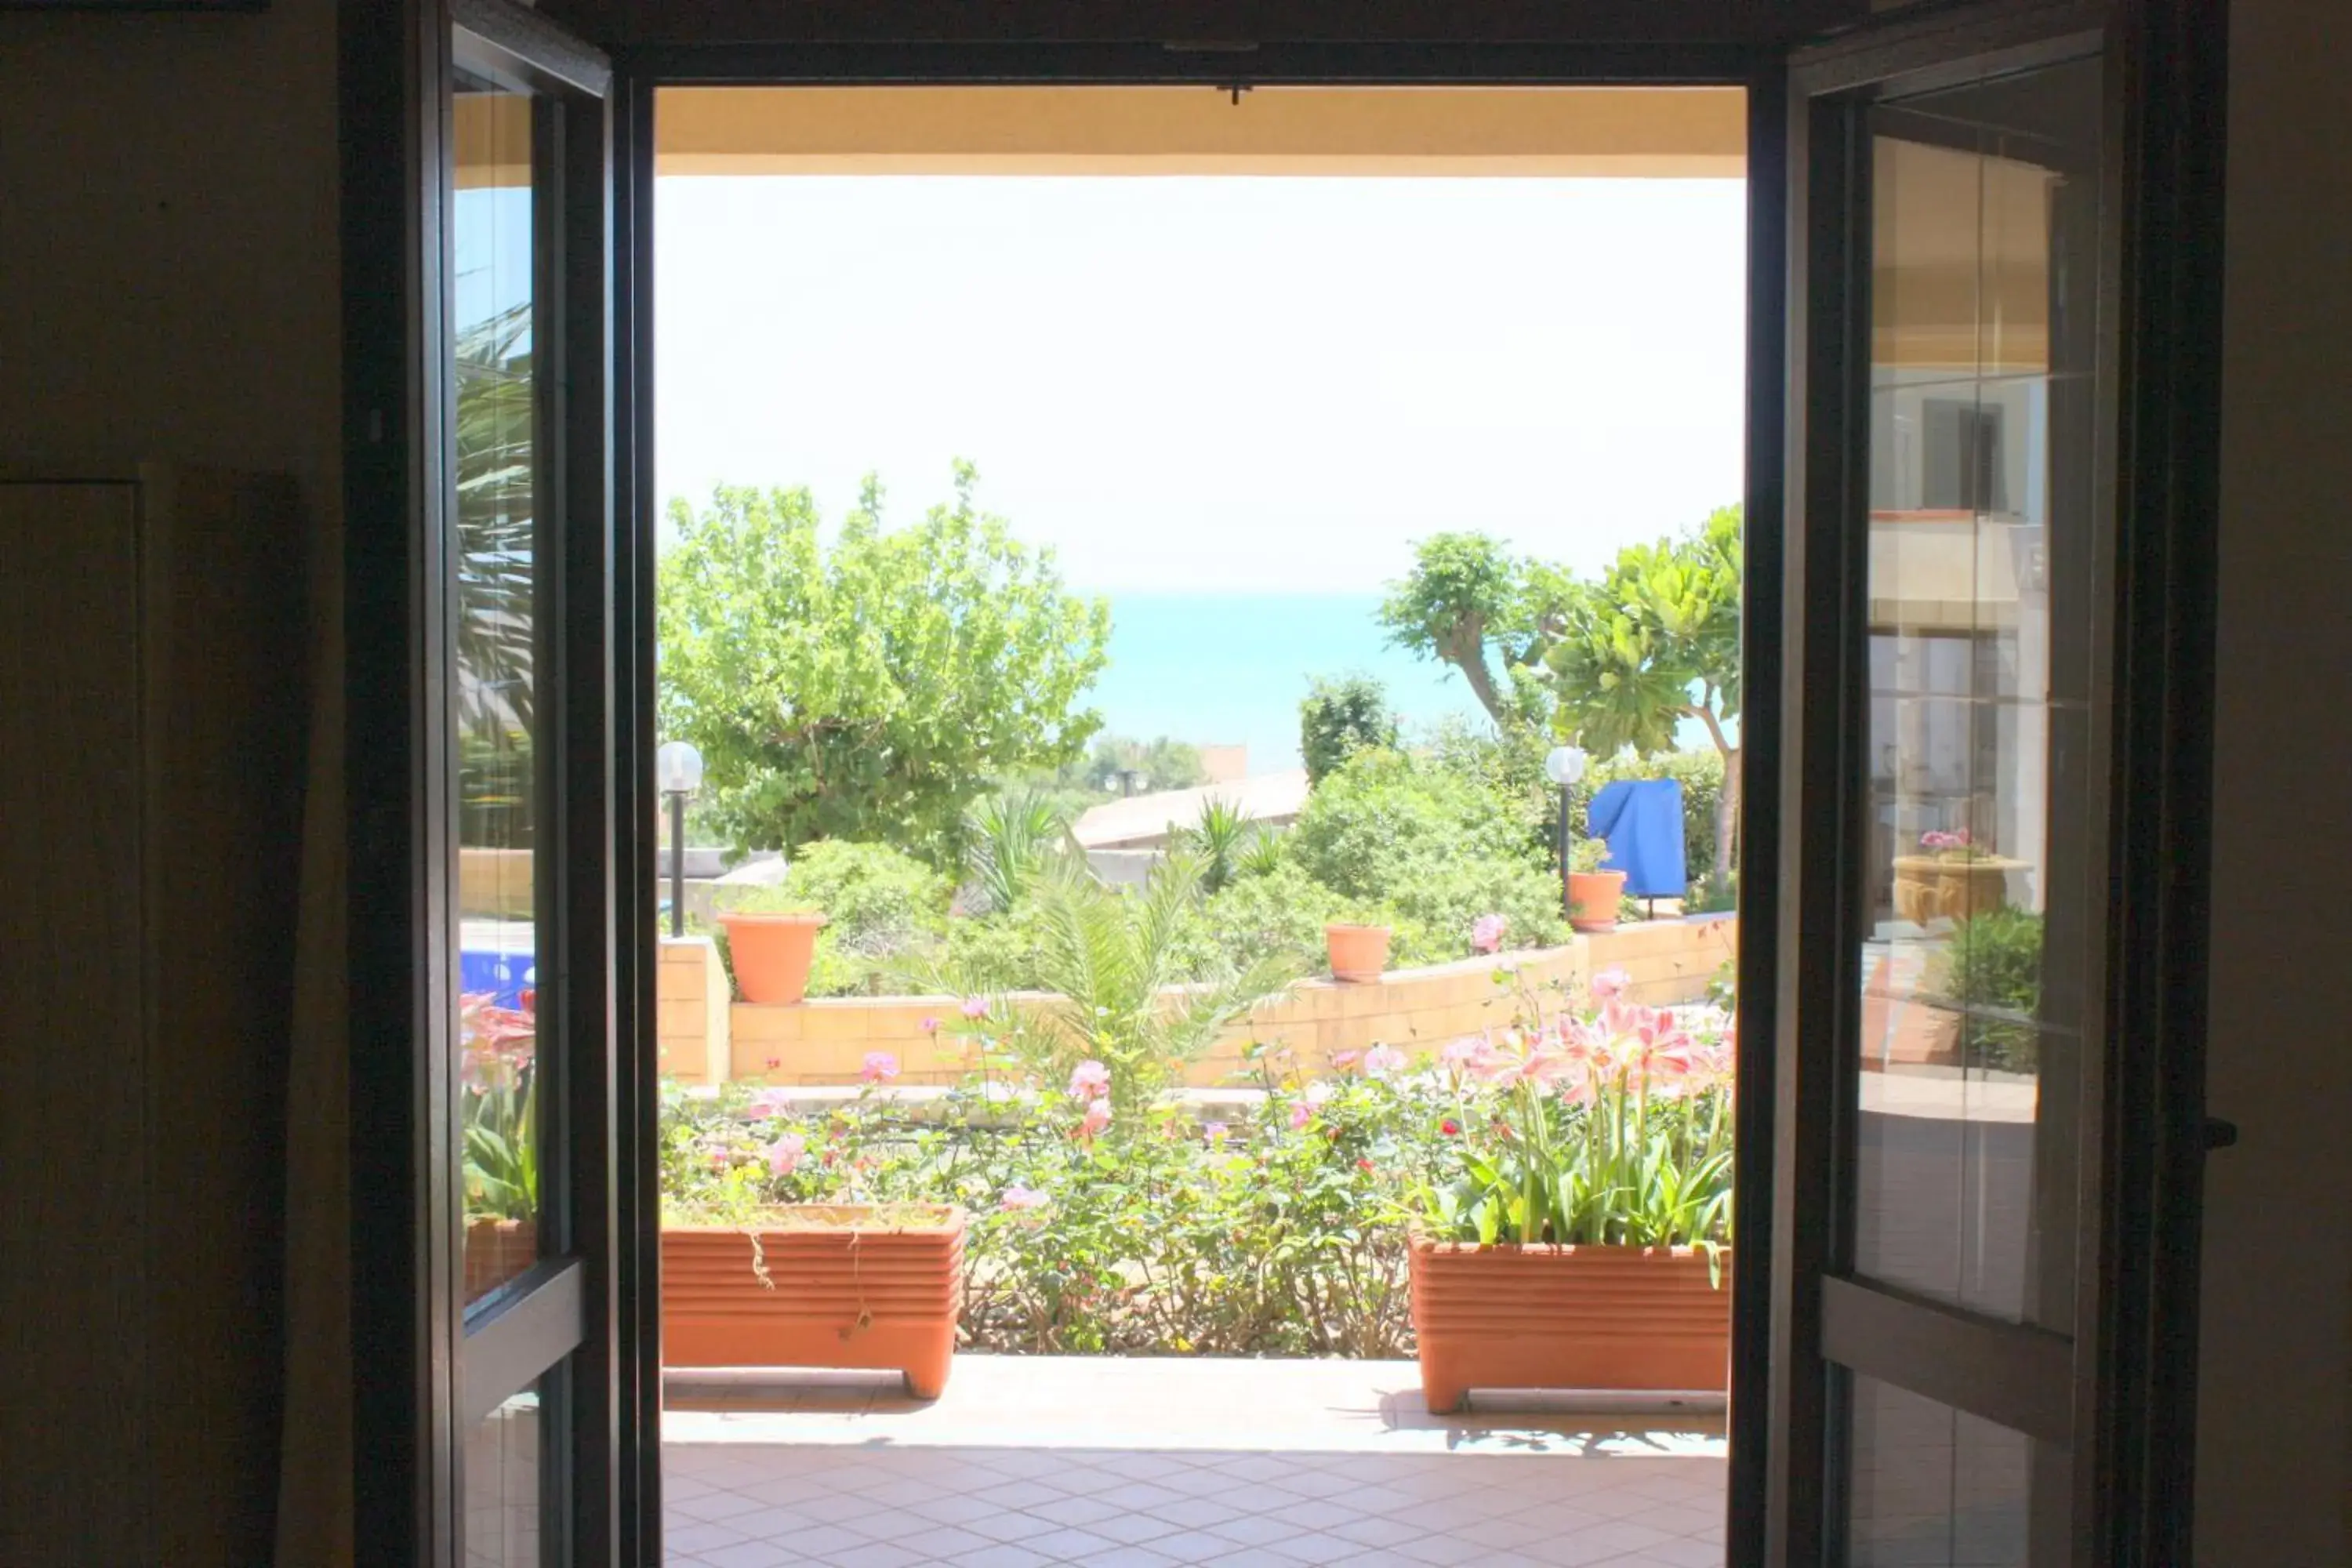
[1087,593,1489,773]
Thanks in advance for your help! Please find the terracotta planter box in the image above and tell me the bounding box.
[1890,856,2020,924]
[465,1217,537,1300]
[1406,1236,1729,1412]
[662,1204,965,1398]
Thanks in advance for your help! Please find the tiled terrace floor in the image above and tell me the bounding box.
[663,1356,1726,1568]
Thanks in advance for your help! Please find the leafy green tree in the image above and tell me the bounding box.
[1299,674,1399,786]
[1544,505,1743,892]
[659,463,1111,866]
[1377,533,1577,727]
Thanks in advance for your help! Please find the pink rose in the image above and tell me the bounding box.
[1471,913,1507,954]
[1069,1059,1112,1099]
[1287,1101,1312,1131]
[1000,1185,1047,1211]
[1363,1043,1406,1078]
[861,1051,900,1083]
[765,1132,805,1175]
[1203,1121,1230,1145]
[1079,1099,1112,1140]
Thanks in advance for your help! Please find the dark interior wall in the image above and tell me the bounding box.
[0,2,340,520]
[0,5,339,1565]
[2198,0,2352,1561]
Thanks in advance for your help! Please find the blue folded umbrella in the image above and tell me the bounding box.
[1586,778,1688,898]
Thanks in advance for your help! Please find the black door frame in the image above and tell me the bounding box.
[344,3,2225,1563]
[345,0,652,1563]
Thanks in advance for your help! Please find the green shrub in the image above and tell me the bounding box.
[1931,907,2044,1072]
[1288,747,1569,959]
[1202,862,1342,975]
[745,840,950,998]
[1299,674,1399,786]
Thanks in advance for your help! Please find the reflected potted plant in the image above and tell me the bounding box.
[460,993,539,1298]
[718,884,827,1004]
[1405,967,1733,1410]
[1565,837,1626,933]
[1891,828,2019,924]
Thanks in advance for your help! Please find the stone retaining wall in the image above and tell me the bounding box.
[654,914,1741,1089]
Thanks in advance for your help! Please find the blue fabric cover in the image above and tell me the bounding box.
[1586,778,1687,898]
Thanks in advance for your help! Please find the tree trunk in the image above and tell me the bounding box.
[1436,620,1511,726]
[1713,747,1739,896]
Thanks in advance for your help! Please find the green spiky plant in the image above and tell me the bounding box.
[951,854,1301,1114]
[965,789,1077,914]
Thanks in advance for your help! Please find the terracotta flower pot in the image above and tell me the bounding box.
[1406,1236,1729,1412]
[465,1216,537,1300]
[662,1204,965,1398]
[1566,869,1628,932]
[1890,856,2016,924]
[720,911,826,1004]
[1324,922,1392,983]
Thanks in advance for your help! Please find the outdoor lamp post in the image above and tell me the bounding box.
[1544,744,1588,922]
[656,740,704,938]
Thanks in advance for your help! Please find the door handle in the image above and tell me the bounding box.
[2201,1116,2239,1152]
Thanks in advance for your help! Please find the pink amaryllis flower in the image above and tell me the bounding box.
[1590,967,1633,1004]
[765,1132,806,1175]
[1078,1099,1112,1140]
[1471,913,1508,954]
[960,995,991,1019]
[1069,1059,1112,1100]
[1363,1043,1406,1078]
[1000,1185,1047,1211]
[860,1051,900,1083]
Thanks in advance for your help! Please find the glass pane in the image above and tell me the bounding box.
[465,1388,545,1568]
[1853,55,2105,1328]
[455,74,546,1305]
[1846,1375,2055,1567]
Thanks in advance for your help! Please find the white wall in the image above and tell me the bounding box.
[2197,0,2352,1560]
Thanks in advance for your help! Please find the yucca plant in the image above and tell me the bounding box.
[964,789,1076,913]
[1177,796,1258,893]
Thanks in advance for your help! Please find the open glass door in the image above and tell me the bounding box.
[349,0,651,1561]
[1754,1,2218,1563]
[446,5,642,1563]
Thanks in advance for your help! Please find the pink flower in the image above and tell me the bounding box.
[1591,967,1632,1004]
[743,1088,789,1120]
[1079,1099,1112,1140]
[1305,1080,1334,1106]
[960,995,990,1019]
[1287,1101,1312,1131]
[1330,1049,1363,1071]
[1440,1036,1484,1070]
[1069,1059,1112,1100]
[1203,1121,1230,1144]
[861,1051,900,1083]
[764,1056,781,1071]
[1363,1043,1406,1078]
[1471,913,1507,954]
[765,1132,806,1175]
[1440,1116,1462,1136]
[1000,1185,1047,1212]
[920,1016,941,1035]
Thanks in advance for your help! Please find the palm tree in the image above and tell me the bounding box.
[454,301,539,844]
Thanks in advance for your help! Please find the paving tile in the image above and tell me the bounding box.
[1022,1494,1128,1529]
[1201,1513,1308,1548]
[1142,1528,1248,1562]
[1022,1524,1128,1560]
[1146,1497,1251,1530]
[1264,1530,1370,1564]
[665,1520,752,1555]
[1325,1514,1428,1550]
[696,1541,803,1568]
[945,1544,1058,1568]
[892,1524,999,1559]
[822,1544,930,1568]
[1084,1511,1189,1547]
[957,1511,1064,1546]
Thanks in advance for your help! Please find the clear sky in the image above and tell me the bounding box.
[653,175,1748,596]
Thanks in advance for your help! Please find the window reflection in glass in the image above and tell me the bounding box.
[454,75,544,1305]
